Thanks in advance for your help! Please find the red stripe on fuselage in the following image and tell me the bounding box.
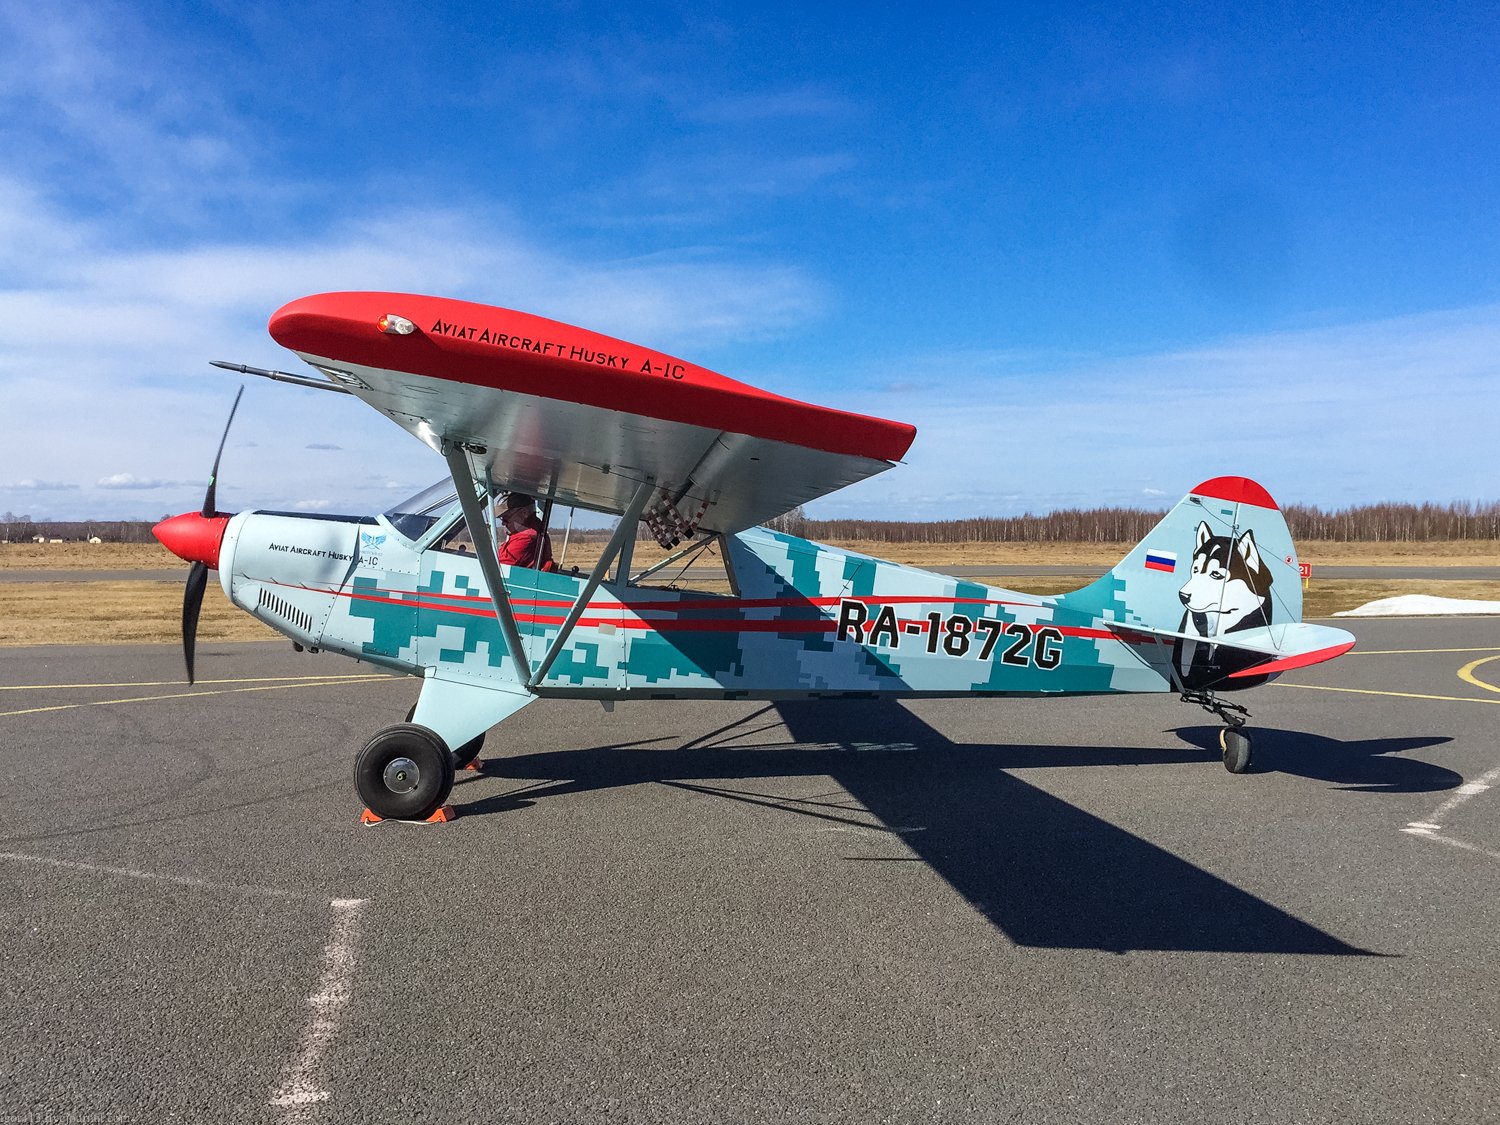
[306,582,1112,640]
[355,585,1044,614]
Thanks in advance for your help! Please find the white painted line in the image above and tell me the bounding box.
[1402,762,1500,862]
[0,850,300,899]
[0,675,388,719]
[270,898,369,1121]
[0,674,393,692]
[1431,763,1500,822]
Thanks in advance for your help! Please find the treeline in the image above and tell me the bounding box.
[765,500,1500,544]
[0,520,162,544]
[1282,502,1500,542]
[7,500,1500,545]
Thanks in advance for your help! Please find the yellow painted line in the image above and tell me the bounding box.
[1457,654,1500,696]
[0,677,389,718]
[1346,647,1500,655]
[0,674,394,692]
[1273,682,1500,706]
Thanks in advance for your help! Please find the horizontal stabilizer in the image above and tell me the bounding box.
[1107,620,1355,679]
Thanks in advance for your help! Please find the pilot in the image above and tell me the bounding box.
[496,493,556,571]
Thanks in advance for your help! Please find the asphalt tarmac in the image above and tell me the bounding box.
[1,618,1497,1123]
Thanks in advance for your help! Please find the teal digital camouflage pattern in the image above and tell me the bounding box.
[212,477,1351,754]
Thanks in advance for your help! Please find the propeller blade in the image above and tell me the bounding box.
[202,385,244,517]
[180,388,243,683]
[183,560,208,684]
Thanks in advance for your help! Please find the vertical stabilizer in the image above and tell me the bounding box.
[1057,477,1307,689]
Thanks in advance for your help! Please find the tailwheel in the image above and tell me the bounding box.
[1183,689,1252,774]
[1221,728,1252,774]
[355,724,455,821]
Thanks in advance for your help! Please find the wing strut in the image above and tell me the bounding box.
[442,441,534,683]
[630,535,717,585]
[527,479,653,690]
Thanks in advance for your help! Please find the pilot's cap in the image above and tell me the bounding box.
[497,492,535,517]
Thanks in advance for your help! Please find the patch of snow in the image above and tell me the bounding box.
[1336,595,1500,617]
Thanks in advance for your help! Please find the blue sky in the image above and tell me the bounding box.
[2,1,1497,522]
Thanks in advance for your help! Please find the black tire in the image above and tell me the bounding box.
[451,732,484,769]
[355,724,454,820]
[405,704,484,768]
[1222,729,1252,774]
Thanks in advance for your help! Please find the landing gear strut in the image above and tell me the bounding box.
[1181,690,1253,774]
[405,704,485,769]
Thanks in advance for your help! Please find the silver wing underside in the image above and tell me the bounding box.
[298,353,898,534]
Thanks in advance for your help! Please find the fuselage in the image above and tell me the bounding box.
[210,500,1178,701]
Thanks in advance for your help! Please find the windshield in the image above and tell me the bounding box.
[383,479,459,542]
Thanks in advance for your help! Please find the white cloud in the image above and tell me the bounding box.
[96,473,191,490]
[807,303,1500,518]
[0,478,78,491]
[0,181,825,520]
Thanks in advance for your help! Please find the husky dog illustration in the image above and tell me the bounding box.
[1173,521,1274,689]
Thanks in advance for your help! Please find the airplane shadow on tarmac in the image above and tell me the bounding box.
[455,700,1460,956]
[1172,725,1458,793]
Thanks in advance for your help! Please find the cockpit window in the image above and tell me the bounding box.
[383,479,459,541]
[436,518,478,556]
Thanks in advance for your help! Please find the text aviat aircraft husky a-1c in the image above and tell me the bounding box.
[153,292,1357,823]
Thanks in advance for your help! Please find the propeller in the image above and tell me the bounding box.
[158,387,243,684]
[183,557,210,683]
[202,386,243,519]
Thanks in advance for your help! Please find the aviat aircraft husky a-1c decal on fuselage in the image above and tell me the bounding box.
[152,291,1356,822]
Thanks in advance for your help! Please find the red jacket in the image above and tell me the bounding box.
[497,521,555,570]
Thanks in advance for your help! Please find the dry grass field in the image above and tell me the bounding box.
[0,542,178,570]
[0,581,279,646]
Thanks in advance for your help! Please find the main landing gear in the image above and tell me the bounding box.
[1181,690,1253,774]
[356,712,488,823]
[354,724,456,822]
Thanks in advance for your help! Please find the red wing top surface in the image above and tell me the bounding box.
[270,292,916,533]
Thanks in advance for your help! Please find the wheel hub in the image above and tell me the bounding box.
[383,756,420,793]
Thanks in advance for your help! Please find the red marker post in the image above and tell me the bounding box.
[1299,561,1312,590]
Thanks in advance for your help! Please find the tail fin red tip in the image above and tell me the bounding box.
[1190,476,1278,510]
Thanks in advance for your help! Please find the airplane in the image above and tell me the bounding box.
[152,291,1356,823]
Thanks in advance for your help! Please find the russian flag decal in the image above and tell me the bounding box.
[1144,549,1177,573]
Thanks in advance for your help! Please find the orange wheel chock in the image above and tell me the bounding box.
[360,805,457,826]
[463,758,485,772]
